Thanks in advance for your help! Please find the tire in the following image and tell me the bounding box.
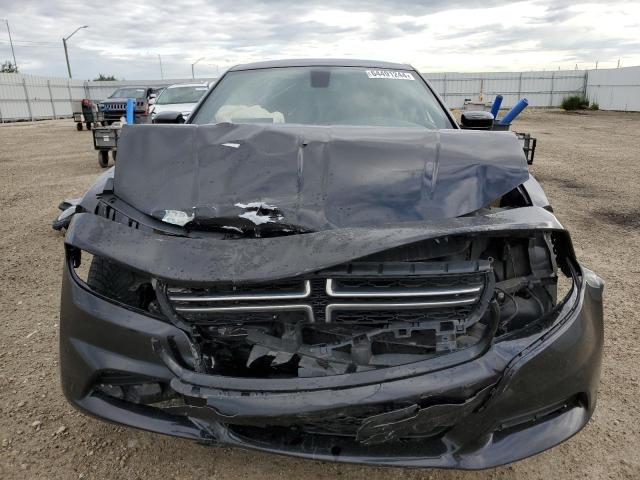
[86,122,92,130]
[98,150,109,168]
[87,256,142,307]
[76,122,83,131]
[111,150,117,162]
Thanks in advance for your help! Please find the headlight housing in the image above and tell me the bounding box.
[68,248,160,317]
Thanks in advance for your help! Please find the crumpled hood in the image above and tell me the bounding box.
[113,123,529,230]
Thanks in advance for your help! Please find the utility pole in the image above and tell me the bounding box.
[62,25,88,78]
[191,57,204,79]
[1,18,17,70]
[62,38,70,77]
[158,54,164,79]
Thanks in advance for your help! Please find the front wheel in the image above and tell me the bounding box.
[98,150,109,168]
[76,122,83,131]
[86,122,92,130]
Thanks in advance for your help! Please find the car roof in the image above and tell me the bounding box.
[229,58,414,72]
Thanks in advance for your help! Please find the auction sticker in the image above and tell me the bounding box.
[366,70,415,80]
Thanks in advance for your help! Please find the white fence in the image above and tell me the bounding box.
[1,66,639,122]
[0,75,215,122]
[423,70,587,109]
[586,66,640,111]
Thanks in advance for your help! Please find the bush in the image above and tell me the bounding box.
[561,95,589,111]
[590,102,599,111]
[1,60,18,73]
[94,73,117,81]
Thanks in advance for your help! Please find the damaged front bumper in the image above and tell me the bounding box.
[59,210,604,469]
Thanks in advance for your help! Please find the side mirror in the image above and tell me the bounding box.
[460,110,494,130]
[152,111,185,124]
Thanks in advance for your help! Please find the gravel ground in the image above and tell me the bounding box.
[1,110,639,480]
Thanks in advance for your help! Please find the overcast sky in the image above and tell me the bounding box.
[1,0,639,80]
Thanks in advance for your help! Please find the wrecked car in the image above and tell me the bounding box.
[59,59,604,469]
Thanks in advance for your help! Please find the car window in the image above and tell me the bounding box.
[109,88,147,98]
[191,67,453,129]
[156,86,209,105]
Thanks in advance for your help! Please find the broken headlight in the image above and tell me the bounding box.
[68,248,160,316]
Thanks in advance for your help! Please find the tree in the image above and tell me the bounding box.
[1,61,18,73]
[94,73,117,81]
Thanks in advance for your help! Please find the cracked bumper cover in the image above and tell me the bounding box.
[59,211,604,470]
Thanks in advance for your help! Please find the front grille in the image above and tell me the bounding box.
[161,260,494,377]
[167,261,490,325]
[101,101,145,112]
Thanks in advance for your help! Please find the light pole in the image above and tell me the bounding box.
[158,54,165,79]
[62,25,88,78]
[191,57,204,79]
[1,18,17,70]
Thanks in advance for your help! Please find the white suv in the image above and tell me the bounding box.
[149,82,211,121]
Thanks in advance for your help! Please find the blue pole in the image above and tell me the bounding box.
[126,98,134,124]
[500,98,528,125]
[490,95,503,119]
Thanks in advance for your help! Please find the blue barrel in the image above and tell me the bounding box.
[490,95,503,118]
[126,98,135,124]
[500,98,528,125]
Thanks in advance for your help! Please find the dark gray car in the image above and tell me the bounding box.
[59,59,604,469]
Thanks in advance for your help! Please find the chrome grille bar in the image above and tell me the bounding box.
[325,297,479,323]
[325,278,483,298]
[169,280,311,302]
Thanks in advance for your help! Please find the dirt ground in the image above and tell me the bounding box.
[1,110,639,480]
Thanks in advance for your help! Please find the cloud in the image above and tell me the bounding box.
[368,19,426,40]
[0,0,638,79]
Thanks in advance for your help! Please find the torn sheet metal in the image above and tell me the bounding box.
[52,197,82,231]
[113,123,529,231]
[355,383,494,445]
[65,207,567,285]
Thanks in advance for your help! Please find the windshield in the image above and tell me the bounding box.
[157,85,208,105]
[109,88,147,99]
[190,67,453,128]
